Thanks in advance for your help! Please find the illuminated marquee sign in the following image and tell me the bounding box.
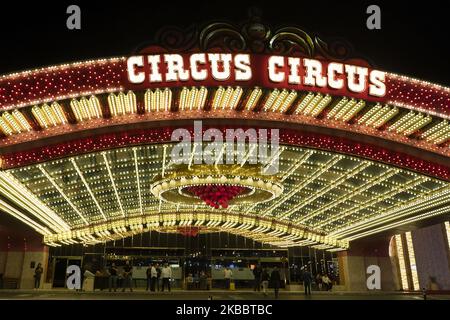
[126,53,386,101]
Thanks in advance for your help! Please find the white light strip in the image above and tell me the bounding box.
[388,104,450,121]
[284,162,369,219]
[70,158,107,221]
[239,144,258,167]
[0,171,70,231]
[366,105,390,126]
[327,97,348,119]
[38,165,89,225]
[188,143,198,170]
[245,87,263,111]
[294,92,314,114]
[261,147,284,174]
[445,221,450,251]
[279,156,343,219]
[260,151,324,217]
[317,176,426,229]
[395,234,409,291]
[0,198,51,235]
[263,89,280,112]
[161,145,168,177]
[333,184,450,238]
[133,148,144,216]
[102,153,125,217]
[405,232,420,291]
[346,203,450,240]
[280,150,313,182]
[299,168,399,224]
[195,220,204,226]
[214,144,226,166]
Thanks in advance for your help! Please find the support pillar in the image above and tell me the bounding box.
[338,236,398,291]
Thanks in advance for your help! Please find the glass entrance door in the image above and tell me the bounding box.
[52,257,82,288]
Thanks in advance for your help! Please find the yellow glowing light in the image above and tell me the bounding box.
[395,234,409,291]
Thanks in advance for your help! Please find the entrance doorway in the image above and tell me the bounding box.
[52,256,82,288]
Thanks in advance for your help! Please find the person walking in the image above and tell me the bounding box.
[161,263,172,292]
[122,260,133,292]
[253,265,262,292]
[34,263,43,289]
[270,266,281,299]
[146,263,152,291]
[108,263,118,292]
[303,268,312,296]
[224,267,233,290]
[260,268,270,296]
[150,263,158,292]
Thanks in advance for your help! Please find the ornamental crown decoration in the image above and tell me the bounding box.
[135,7,371,67]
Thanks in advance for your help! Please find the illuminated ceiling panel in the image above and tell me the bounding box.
[2,143,449,250]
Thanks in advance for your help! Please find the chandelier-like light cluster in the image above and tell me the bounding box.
[186,185,250,209]
[151,165,284,207]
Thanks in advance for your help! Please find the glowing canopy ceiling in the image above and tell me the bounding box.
[1,142,449,251]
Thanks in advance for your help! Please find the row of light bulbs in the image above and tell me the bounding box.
[42,211,348,249]
[358,104,399,129]
[315,176,428,230]
[1,87,449,147]
[388,111,433,136]
[332,184,450,239]
[70,96,102,121]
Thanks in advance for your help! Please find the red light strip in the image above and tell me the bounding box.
[0,58,449,118]
[1,126,449,180]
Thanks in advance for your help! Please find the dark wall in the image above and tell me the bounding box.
[0,1,448,85]
[49,231,274,257]
[0,211,44,252]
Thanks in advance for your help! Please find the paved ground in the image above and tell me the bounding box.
[0,289,449,300]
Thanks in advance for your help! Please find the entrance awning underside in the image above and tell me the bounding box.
[1,142,449,251]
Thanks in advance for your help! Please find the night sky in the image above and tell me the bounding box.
[0,1,448,85]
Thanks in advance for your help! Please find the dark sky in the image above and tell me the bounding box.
[0,0,448,85]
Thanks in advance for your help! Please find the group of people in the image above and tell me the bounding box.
[252,265,282,298]
[105,261,173,292]
[302,268,334,295]
[145,263,173,292]
[253,266,334,297]
[106,261,134,292]
[68,260,335,296]
[316,273,333,291]
[186,271,209,290]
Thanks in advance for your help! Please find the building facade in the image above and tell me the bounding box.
[1,16,449,291]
